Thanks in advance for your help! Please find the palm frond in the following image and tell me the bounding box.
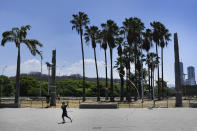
[1,30,17,46]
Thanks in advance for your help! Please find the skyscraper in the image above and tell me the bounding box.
[185,66,196,86]
[188,66,195,80]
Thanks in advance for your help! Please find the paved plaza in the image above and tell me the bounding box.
[0,108,197,131]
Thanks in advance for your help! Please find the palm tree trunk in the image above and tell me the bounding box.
[128,46,131,102]
[94,48,100,101]
[80,31,86,102]
[134,44,138,101]
[104,49,108,100]
[128,63,131,102]
[120,74,124,102]
[161,47,164,99]
[110,48,114,102]
[148,65,151,98]
[138,59,142,99]
[126,68,129,101]
[153,68,155,99]
[15,45,20,105]
[156,43,160,100]
[151,66,153,100]
[147,52,151,99]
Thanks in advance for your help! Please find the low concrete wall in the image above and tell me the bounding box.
[79,103,118,109]
[189,103,197,108]
[0,103,20,108]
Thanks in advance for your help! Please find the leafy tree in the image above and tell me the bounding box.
[70,12,90,101]
[0,75,14,96]
[20,76,40,96]
[155,78,175,97]
[1,25,43,104]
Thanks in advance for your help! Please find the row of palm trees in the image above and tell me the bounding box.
[71,12,171,102]
[0,12,170,104]
[1,25,43,104]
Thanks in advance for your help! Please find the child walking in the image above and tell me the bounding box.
[61,102,72,123]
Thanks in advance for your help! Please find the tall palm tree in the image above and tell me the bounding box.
[122,17,134,102]
[101,20,119,102]
[142,29,153,98]
[1,25,43,104]
[160,28,171,98]
[114,37,125,101]
[84,25,100,101]
[98,28,109,100]
[148,52,157,100]
[150,21,164,100]
[123,17,144,99]
[70,12,89,102]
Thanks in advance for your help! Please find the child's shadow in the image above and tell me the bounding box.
[58,121,71,124]
[58,122,66,124]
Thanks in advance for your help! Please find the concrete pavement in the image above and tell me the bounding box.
[0,108,197,131]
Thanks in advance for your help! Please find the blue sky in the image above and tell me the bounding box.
[0,0,197,86]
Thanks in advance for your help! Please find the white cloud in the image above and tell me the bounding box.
[62,59,120,78]
[2,58,120,78]
[2,59,48,76]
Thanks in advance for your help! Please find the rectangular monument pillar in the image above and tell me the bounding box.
[50,50,56,106]
[174,33,182,107]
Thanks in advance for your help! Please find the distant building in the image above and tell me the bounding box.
[174,62,196,86]
[179,62,184,85]
[188,66,195,80]
[185,66,196,86]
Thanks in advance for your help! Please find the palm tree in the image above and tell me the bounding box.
[160,28,171,98]
[114,37,125,101]
[150,21,164,100]
[84,25,100,101]
[99,29,109,100]
[70,12,89,102]
[122,45,135,101]
[122,17,144,99]
[142,29,153,98]
[1,25,43,104]
[148,52,157,100]
[122,17,133,102]
[101,20,119,102]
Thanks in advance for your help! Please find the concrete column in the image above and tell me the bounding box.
[50,50,56,106]
[174,33,182,107]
